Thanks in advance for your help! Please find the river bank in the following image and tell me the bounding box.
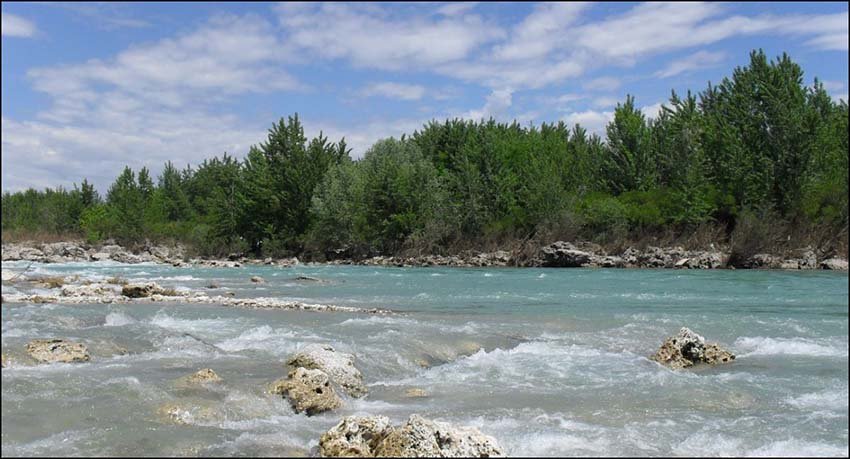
[2,240,847,270]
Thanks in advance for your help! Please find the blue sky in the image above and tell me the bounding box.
[2,2,848,192]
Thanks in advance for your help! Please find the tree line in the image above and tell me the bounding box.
[3,50,848,258]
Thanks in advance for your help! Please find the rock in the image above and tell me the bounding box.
[26,339,90,363]
[206,282,220,289]
[541,241,592,267]
[595,255,625,268]
[374,414,504,457]
[271,367,342,415]
[319,415,394,457]
[91,252,111,261]
[111,251,142,264]
[121,282,165,298]
[703,343,735,365]
[651,327,735,369]
[61,283,116,298]
[177,368,223,387]
[1,353,9,368]
[404,388,429,398]
[318,415,503,458]
[820,258,848,271]
[250,276,265,283]
[287,344,367,398]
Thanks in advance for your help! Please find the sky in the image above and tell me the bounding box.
[2,2,848,192]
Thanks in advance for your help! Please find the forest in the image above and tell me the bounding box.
[3,51,848,261]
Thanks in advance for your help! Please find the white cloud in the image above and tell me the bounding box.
[656,50,726,78]
[641,102,664,119]
[583,77,621,92]
[361,82,426,101]
[492,2,588,62]
[591,96,621,108]
[3,14,302,192]
[562,109,614,135]
[462,88,513,120]
[437,3,478,17]
[276,3,504,71]
[2,13,36,37]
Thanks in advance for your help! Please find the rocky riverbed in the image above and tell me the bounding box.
[3,240,847,270]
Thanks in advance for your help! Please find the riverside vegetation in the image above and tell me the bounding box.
[3,51,848,265]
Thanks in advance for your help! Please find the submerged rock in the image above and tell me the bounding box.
[319,415,394,457]
[651,327,735,369]
[271,367,342,415]
[403,388,429,398]
[318,414,504,457]
[287,344,367,398]
[157,401,219,426]
[26,339,90,363]
[178,368,223,387]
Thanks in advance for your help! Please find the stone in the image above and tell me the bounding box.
[703,343,735,365]
[540,241,592,267]
[121,282,165,298]
[61,283,116,298]
[319,415,394,457]
[91,252,111,261]
[250,276,265,283]
[651,327,735,369]
[177,368,223,387]
[271,367,342,415]
[26,339,90,363]
[820,258,848,271]
[374,415,504,457]
[287,344,367,398]
[318,415,503,458]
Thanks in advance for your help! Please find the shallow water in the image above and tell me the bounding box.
[2,261,848,456]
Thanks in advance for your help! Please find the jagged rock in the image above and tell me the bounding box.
[703,343,735,365]
[319,415,394,457]
[61,283,117,298]
[121,282,165,298]
[271,367,342,415]
[820,258,849,271]
[287,344,367,397]
[318,415,503,458]
[26,339,90,363]
[250,276,265,283]
[541,241,592,267]
[374,415,504,457]
[651,327,735,369]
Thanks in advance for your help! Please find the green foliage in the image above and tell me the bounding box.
[3,51,847,257]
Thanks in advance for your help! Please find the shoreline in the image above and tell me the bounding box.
[2,240,847,271]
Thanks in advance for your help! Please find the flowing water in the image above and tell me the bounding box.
[1,261,848,456]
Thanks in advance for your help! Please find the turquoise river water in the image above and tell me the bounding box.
[1,260,847,456]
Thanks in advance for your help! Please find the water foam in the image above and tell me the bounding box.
[735,336,848,358]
